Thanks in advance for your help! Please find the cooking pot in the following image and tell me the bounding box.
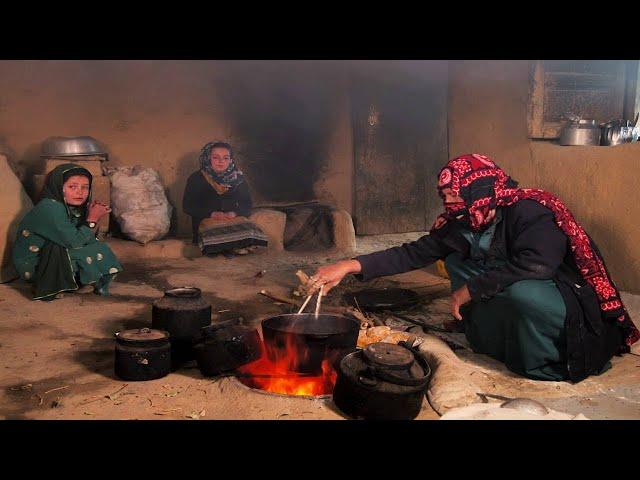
[193,319,262,376]
[41,136,107,157]
[152,287,212,366]
[559,118,602,146]
[332,341,431,420]
[261,313,360,374]
[114,328,171,381]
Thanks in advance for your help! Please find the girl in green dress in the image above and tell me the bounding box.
[12,163,123,301]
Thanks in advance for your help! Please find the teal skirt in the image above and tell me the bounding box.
[445,252,570,381]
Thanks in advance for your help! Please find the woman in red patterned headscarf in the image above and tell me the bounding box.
[312,153,639,382]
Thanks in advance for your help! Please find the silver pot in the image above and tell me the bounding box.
[41,136,106,157]
[559,119,602,146]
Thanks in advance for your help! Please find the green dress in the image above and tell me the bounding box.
[444,210,570,381]
[12,164,123,301]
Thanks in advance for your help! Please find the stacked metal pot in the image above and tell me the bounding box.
[114,286,262,381]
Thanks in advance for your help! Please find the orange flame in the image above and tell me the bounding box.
[236,334,337,396]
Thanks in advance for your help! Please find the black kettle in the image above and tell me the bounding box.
[193,318,263,376]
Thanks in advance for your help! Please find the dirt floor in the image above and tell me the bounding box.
[1,232,639,420]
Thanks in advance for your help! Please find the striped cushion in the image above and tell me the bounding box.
[198,217,268,254]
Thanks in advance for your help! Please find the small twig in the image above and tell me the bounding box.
[259,290,300,307]
[477,392,512,403]
[106,384,128,398]
[43,385,69,396]
[353,296,365,317]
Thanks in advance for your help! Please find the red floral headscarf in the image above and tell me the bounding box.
[433,153,639,349]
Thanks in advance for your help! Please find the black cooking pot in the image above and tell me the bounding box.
[332,342,431,420]
[114,328,171,381]
[193,319,263,376]
[152,287,212,365]
[261,313,360,374]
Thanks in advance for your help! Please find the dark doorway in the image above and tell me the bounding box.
[350,61,448,235]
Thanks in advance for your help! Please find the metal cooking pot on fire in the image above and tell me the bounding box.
[261,313,360,374]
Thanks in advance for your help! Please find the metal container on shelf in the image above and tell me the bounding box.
[41,136,107,157]
[601,113,640,146]
[559,115,602,146]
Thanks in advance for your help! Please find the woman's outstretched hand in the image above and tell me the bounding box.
[310,259,362,295]
[450,284,471,321]
[87,201,111,223]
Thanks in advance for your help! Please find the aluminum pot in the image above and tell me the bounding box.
[559,119,601,146]
[261,313,360,374]
[41,136,107,157]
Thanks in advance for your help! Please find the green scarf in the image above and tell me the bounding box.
[34,163,93,300]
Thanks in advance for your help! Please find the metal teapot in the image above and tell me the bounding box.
[601,113,639,146]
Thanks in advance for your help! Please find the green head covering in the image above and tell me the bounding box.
[41,163,93,222]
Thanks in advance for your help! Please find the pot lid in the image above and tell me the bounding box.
[165,286,202,298]
[363,343,415,369]
[345,288,419,312]
[116,328,169,345]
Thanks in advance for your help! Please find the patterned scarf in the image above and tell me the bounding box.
[198,141,245,194]
[433,153,639,348]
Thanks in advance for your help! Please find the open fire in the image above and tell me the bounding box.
[235,334,338,397]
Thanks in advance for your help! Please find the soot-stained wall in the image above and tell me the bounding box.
[0,60,353,236]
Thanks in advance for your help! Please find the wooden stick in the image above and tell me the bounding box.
[297,294,314,314]
[314,285,324,317]
[259,290,300,307]
[105,384,128,399]
[43,385,69,396]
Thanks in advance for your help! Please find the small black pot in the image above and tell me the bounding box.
[114,328,171,381]
[332,342,431,420]
[194,320,263,376]
[152,287,212,365]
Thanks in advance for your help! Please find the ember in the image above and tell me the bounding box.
[236,336,337,397]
